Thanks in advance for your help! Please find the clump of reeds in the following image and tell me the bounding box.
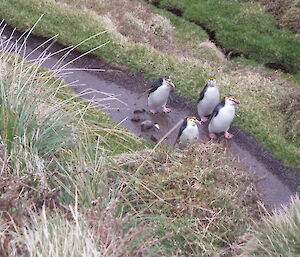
[0,23,148,256]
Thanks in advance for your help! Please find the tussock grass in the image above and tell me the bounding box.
[0,23,145,201]
[111,144,260,255]
[8,204,150,257]
[240,196,300,257]
[0,25,152,256]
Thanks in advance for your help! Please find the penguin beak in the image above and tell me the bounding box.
[169,81,175,88]
[233,99,241,104]
[194,119,202,125]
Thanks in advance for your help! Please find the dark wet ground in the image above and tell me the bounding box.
[1,25,299,209]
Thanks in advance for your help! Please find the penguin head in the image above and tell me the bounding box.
[207,77,217,87]
[224,95,241,105]
[162,76,175,88]
[185,116,202,126]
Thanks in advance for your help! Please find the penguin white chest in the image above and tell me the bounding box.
[197,87,220,116]
[148,85,170,108]
[209,106,235,133]
[179,123,199,145]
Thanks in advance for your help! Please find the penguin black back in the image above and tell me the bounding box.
[176,118,188,143]
[197,84,208,103]
[209,99,225,121]
[149,77,163,95]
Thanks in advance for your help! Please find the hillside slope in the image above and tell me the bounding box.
[0,0,299,169]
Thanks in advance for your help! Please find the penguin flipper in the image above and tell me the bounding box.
[175,118,187,144]
[208,99,225,122]
[149,77,163,95]
[197,84,208,103]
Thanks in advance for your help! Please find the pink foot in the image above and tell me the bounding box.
[150,109,157,114]
[225,131,234,139]
[209,133,217,139]
[163,107,171,113]
[200,116,208,122]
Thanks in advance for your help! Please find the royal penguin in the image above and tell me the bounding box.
[175,116,202,146]
[148,76,175,114]
[208,95,240,139]
[197,78,220,122]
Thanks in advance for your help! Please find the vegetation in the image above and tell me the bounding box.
[241,196,300,257]
[0,1,298,255]
[149,0,300,74]
[241,0,300,33]
[0,32,260,255]
[0,0,299,169]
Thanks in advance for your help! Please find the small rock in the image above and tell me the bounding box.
[141,120,159,131]
[131,117,140,122]
[133,109,146,114]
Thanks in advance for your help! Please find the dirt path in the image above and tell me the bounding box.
[1,26,299,209]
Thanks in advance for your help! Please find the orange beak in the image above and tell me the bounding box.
[194,119,202,125]
[169,81,175,88]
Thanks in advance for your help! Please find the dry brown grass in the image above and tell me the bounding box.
[111,144,260,255]
[0,173,154,256]
[56,0,175,51]
[0,174,60,256]
[54,0,218,61]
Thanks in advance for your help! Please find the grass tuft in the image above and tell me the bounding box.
[241,196,300,257]
[111,144,260,255]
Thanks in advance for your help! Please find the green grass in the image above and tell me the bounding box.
[232,56,261,68]
[0,31,146,201]
[152,0,300,74]
[0,0,299,170]
[292,74,300,85]
[240,0,300,33]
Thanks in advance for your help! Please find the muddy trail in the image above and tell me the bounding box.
[1,26,299,209]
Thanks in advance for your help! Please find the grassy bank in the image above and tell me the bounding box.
[149,0,300,74]
[241,0,300,33]
[0,0,299,169]
[0,34,261,255]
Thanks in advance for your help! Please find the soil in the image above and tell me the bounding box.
[1,25,299,209]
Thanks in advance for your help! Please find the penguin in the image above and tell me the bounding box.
[175,116,202,146]
[197,78,220,122]
[148,76,175,114]
[208,95,240,139]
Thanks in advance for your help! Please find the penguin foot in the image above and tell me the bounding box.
[163,107,171,113]
[209,133,217,139]
[150,109,158,114]
[225,131,234,139]
[200,117,208,122]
